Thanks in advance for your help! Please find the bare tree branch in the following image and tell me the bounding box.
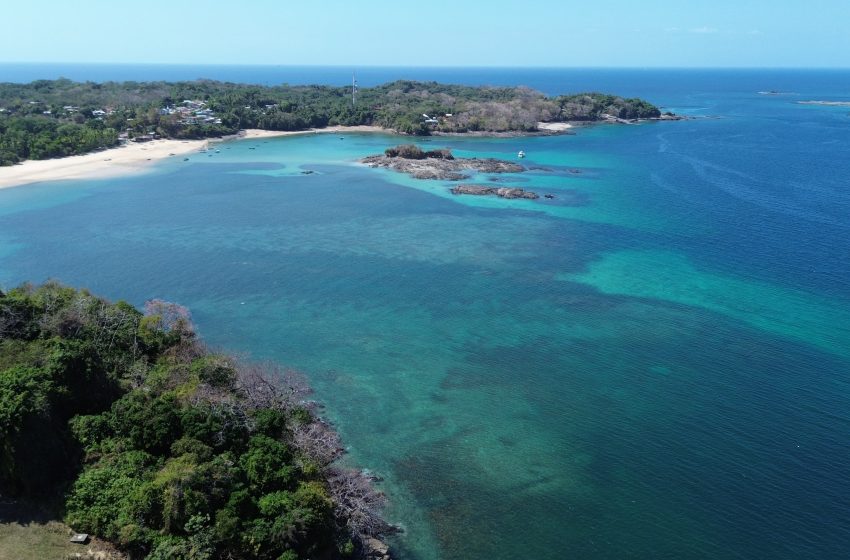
[327,467,393,540]
[233,361,311,412]
[291,420,343,467]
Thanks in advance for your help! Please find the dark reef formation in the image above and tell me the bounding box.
[450,184,539,199]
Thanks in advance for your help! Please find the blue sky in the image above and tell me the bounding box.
[3,0,848,67]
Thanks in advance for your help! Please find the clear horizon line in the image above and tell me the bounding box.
[2,61,850,71]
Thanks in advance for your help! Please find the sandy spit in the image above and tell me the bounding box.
[240,125,393,139]
[0,126,399,190]
[0,139,208,189]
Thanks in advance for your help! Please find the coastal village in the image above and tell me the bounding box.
[158,99,222,126]
[1,97,223,144]
[131,100,223,142]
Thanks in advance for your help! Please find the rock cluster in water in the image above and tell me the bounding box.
[361,144,524,180]
[450,184,540,199]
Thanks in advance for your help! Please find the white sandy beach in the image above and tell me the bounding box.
[240,125,392,139]
[0,127,397,190]
[0,138,208,190]
[536,122,574,132]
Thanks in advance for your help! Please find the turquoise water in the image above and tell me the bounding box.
[2,70,850,558]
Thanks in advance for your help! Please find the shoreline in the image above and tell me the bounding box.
[0,121,599,190]
[0,127,394,189]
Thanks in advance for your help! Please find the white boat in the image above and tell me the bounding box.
[518,150,526,158]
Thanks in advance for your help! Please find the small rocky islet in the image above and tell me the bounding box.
[449,184,540,199]
[361,144,563,200]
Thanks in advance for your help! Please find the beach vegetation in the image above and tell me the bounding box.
[0,116,118,165]
[554,93,661,120]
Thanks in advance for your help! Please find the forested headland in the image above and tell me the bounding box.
[0,78,665,165]
[0,282,391,559]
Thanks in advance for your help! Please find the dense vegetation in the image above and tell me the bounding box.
[0,282,389,559]
[383,144,454,160]
[0,117,119,165]
[0,78,663,165]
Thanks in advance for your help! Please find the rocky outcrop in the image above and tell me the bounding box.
[450,184,539,199]
[362,537,392,560]
[654,112,688,120]
[361,147,524,181]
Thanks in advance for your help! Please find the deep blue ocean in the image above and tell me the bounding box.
[1,66,850,559]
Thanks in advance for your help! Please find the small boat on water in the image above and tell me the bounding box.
[518,150,526,158]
